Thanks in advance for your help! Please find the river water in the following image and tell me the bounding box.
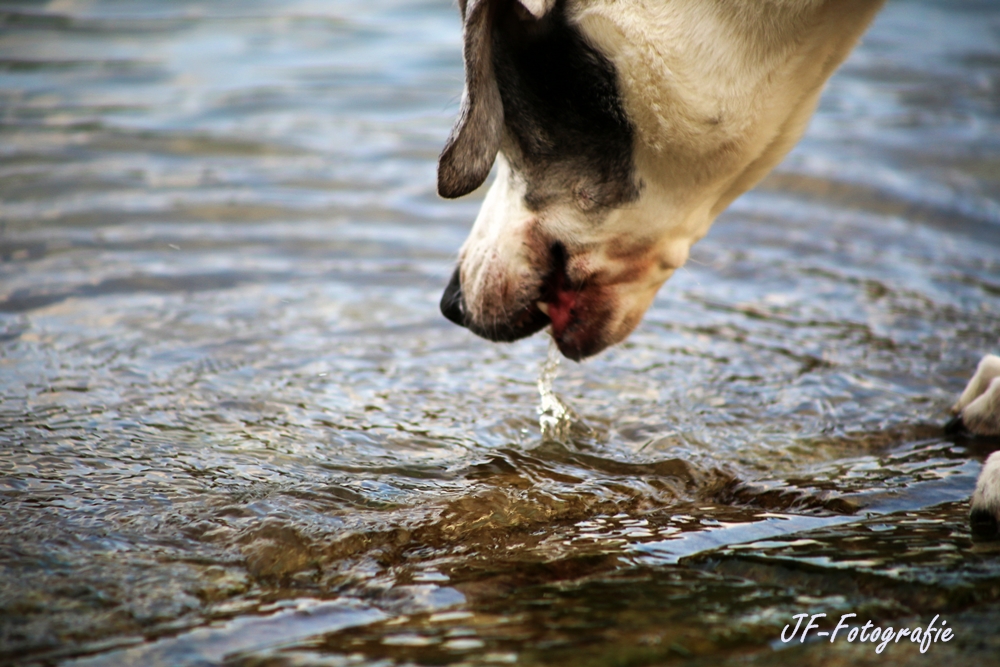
[2,1,1000,665]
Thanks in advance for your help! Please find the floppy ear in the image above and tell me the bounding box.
[437,0,504,199]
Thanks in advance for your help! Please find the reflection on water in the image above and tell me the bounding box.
[1,0,1000,665]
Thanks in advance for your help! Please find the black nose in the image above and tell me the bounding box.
[440,267,467,327]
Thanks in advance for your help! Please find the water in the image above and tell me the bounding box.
[536,339,574,443]
[1,0,1000,665]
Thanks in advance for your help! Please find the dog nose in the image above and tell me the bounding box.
[440,266,467,327]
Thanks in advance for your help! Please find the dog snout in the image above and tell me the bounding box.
[440,266,467,327]
[440,264,550,343]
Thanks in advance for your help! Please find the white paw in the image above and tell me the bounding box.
[971,451,1000,539]
[954,355,1000,539]
[949,354,1000,436]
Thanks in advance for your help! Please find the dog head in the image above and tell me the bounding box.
[437,0,882,359]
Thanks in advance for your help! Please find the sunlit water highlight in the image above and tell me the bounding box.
[2,0,1000,665]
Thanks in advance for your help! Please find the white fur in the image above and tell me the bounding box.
[953,354,1000,436]
[517,0,556,20]
[972,451,1000,524]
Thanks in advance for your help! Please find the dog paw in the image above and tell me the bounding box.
[951,355,1000,540]
[946,354,1000,436]
[971,451,1000,540]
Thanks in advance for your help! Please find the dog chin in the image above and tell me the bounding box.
[466,300,620,361]
[465,285,642,362]
[550,316,628,361]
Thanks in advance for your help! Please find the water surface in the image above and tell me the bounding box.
[2,0,1000,665]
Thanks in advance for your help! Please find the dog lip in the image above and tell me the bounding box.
[541,287,578,336]
[534,240,605,360]
[537,241,586,340]
[474,301,550,342]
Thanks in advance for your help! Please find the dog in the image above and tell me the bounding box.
[435,0,1000,536]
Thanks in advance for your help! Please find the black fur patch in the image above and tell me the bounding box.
[492,0,639,211]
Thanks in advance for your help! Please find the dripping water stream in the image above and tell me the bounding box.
[537,337,574,442]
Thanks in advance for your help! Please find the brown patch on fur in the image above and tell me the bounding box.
[580,250,656,290]
[604,234,656,263]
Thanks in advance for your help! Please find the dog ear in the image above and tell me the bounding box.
[437,0,504,199]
